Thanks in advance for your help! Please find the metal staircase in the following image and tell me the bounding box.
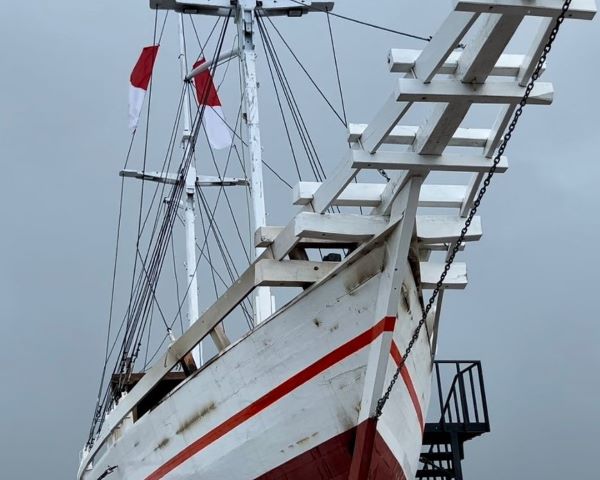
[417,361,490,479]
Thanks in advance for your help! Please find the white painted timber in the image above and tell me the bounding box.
[454,0,597,20]
[294,182,383,207]
[413,11,479,82]
[306,150,358,213]
[254,260,337,286]
[293,182,467,209]
[389,50,545,78]
[293,212,388,242]
[420,262,468,289]
[413,13,523,155]
[456,13,524,84]
[360,93,412,153]
[348,123,491,147]
[396,78,554,104]
[83,255,344,464]
[351,149,509,173]
[518,17,554,86]
[416,215,482,243]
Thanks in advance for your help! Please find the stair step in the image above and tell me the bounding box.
[416,468,455,479]
[420,451,454,461]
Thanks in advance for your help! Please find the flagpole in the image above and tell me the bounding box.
[237,1,274,325]
[178,13,203,365]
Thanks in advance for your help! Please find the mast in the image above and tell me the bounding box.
[178,13,203,364]
[236,1,273,324]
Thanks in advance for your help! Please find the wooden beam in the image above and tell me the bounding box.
[389,50,545,78]
[255,226,357,249]
[266,212,388,260]
[294,212,388,242]
[396,78,554,105]
[518,17,554,86]
[351,149,509,174]
[413,11,479,82]
[307,150,359,213]
[456,13,523,84]
[420,262,468,289]
[348,123,491,147]
[454,0,597,20]
[293,182,468,209]
[416,214,482,243]
[359,93,412,153]
[254,260,337,287]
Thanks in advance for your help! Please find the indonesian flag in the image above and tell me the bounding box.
[128,45,159,129]
[193,59,232,150]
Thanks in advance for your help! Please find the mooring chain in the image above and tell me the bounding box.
[375,0,573,419]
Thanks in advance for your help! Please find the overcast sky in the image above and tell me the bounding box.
[1,1,599,478]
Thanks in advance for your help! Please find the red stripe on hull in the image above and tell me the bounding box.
[258,420,407,480]
[146,317,396,480]
[390,341,424,432]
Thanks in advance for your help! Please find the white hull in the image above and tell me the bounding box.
[82,247,433,480]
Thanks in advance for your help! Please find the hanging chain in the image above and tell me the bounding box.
[375,0,573,419]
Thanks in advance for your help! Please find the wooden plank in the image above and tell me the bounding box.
[484,104,516,158]
[456,14,523,83]
[518,17,554,86]
[267,212,387,260]
[293,182,383,207]
[308,151,359,214]
[413,102,471,155]
[293,182,467,209]
[359,93,412,153]
[413,11,480,82]
[396,78,554,104]
[454,0,597,20]
[294,212,388,242]
[351,149,509,173]
[254,260,337,287]
[348,123,490,147]
[414,13,522,155]
[416,214,482,243]
[388,49,546,77]
[420,184,468,208]
[420,262,468,289]
[255,226,357,249]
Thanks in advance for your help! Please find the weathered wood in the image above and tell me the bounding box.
[420,262,468,289]
[293,182,468,209]
[396,78,554,104]
[255,226,356,249]
[351,149,509,174]
[389,49,546,78]
[254,260,337,287]
[294,212,388,242]
[455,0,597,20]
[416,215,482,243]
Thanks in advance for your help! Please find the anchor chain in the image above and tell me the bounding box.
[375,0,573,419]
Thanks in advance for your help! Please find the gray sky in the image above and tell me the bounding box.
[1,1,599,478]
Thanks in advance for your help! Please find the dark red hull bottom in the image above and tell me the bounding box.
[257,421,407,480]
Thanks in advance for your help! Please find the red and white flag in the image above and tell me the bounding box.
[193,59,232,150]
[128,45,159,129]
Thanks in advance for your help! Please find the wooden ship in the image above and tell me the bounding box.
[79,1,596,479]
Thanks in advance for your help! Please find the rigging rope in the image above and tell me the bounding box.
[375,0,574,419]
[89,13,232,442]
[287,0,431,42]
[325,11,347,127]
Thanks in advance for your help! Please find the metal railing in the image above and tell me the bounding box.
[431,360,489,431]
